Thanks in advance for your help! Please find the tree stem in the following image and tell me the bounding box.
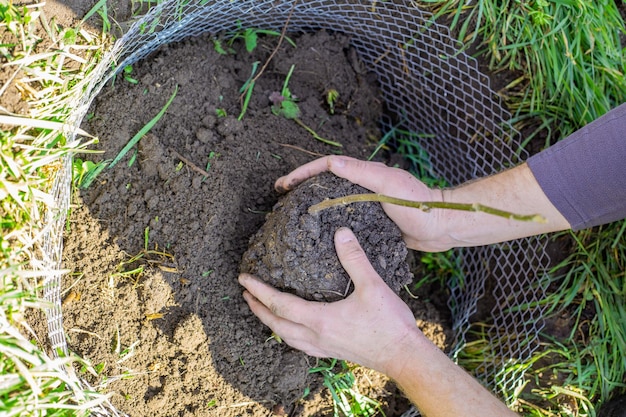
[308,193,547,223]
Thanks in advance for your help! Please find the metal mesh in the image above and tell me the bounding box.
[41,142,127,416]
[43,0,552,411]
[42,153,72,357]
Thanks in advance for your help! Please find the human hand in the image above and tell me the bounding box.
[240,227,520,416]
[238,227,424,377]
[275,156,453,252]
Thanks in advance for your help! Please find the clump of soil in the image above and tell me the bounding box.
[241,172,413,302]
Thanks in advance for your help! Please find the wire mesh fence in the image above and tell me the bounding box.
[43,0,552,413]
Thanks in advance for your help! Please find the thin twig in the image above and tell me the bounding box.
[373,47,391,65]
[239,0,297,103]
[276,142,325,157]
[516,398,558,417]
[293,117,342,147]
[68,328,103,340]
[170,149,210,177]
[308,193,547,223]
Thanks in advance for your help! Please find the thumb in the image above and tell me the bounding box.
[334,227,380,292]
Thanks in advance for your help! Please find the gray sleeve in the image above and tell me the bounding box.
[527,102,626,230]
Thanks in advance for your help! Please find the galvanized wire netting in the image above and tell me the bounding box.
[44,0,552,412]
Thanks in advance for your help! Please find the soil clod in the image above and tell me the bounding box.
[241,172,413,302]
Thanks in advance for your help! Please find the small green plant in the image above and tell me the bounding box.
[237,61,259,120]
[232,20,296,121]
[205,151,220,171]
[270,64,301,119]
[123,65,139,84]
[212,38,233,55]
[326,89,339,114]
[111,242,174,287]
[81,0,112,33]
[270,65,343,147]
[72,158,109,189]
[130,0,162,17]
[228,22,296,53]
[309,359,384,417]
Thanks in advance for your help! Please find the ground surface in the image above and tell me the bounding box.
[57,28,451,417]
[15,0,622,415]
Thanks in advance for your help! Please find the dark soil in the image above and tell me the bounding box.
[59,29,452,417]
[241,172,413,302]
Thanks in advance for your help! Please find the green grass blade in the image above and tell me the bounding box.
[109,85,178,168]
[81,0,107,23]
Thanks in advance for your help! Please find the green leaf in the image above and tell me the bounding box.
[244,29,258,52]
[279,100,301,119]
[81,0,107,23]
[80,160,109,189]
[212,39,228,55]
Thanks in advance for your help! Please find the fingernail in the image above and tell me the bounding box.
[275,177,287,192]
[335,227,354,243]
[329,156,346,168]
[238,274,249,285]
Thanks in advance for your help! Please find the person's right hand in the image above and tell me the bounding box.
[275,156,454,252]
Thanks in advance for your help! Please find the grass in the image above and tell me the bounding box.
[454,323,605,415]
[533,224,626,410]
[0,2,118,415]
[109,84,178,168]
[454,232,626,417]
[237,60,259,120]
[418,0,626,148]
[309,359,384,417]
[0,286,112,416]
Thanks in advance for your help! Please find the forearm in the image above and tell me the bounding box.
[438,103,626,247]
[388,330,517,417]
[272,155,571,252]
[437,162,571,248]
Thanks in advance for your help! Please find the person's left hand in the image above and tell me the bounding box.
[238,227,423,377]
